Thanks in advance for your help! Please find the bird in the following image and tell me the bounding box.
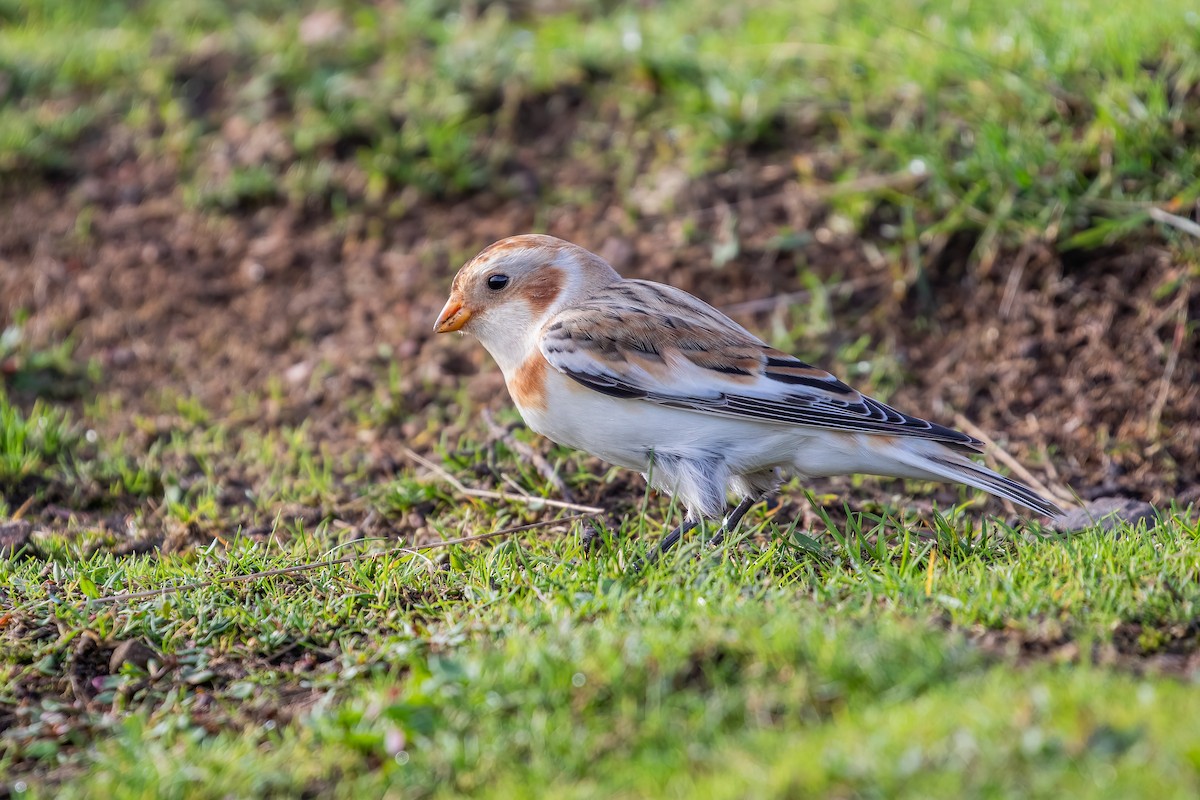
[434,234,1064,560]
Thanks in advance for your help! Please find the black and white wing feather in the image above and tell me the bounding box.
[537,279,982,453]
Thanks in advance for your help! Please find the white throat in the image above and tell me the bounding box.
[470,305,549,378]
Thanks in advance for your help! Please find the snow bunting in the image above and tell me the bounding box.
[435,234,1063,553]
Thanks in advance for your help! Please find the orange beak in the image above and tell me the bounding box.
[433,293,472,333]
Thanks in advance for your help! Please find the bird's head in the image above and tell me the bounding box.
[434,234,620,368]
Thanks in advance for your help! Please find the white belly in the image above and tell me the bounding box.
[513,368,803,475]
[502,366,949,519]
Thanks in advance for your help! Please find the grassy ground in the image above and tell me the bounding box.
[3,0,1200,797]
[3,423,1199,797]
[6,0,1200,245]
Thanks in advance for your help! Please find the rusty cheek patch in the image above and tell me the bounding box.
[520,268,564,315]
[509,353,549,411]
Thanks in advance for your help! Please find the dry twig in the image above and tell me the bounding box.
[952,414,1076,508]
[1147,206,1200,240]
[402,446,603,514]
[79,515,587,608]
[9,496,34,521]
[999,244,1035,319]
[481,408,576,502]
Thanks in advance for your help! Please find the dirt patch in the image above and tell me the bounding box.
[0,598,436,779]
[1,90,1197,526]
[906,242,1198,502]
[971,617,1200,677]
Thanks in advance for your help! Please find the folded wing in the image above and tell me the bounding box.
[538,279,982,453]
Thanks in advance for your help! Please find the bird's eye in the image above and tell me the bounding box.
[487,274,510,291]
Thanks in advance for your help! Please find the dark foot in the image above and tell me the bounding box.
[705,496,758,547]
[580,521,606,554]
[628,517,700,574]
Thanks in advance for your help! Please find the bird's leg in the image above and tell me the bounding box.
[655,517,701,555]
[706,495,759,548]
[630,496,761,573]
[580,519,606,554]
[628,516,700,573]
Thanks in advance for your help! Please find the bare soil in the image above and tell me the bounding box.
[1,104,1197,529]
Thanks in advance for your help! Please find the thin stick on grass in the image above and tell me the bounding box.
[402,446,603,514]
[10,496,34,521]
[998,243,1035,319]
[952,414,1076,507]
[1147,206,1200,240]
[481,408,577,503]
[1088,200,1200,241]
[79,514,588,608]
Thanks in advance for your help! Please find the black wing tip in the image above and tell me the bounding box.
[928,422,985,453]
[932,455,1065,518]
[862,397,984,451]
[1004,484,1066,518]
[1017,492,1066,519]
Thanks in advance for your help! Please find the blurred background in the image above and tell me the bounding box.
[1,0,1198,541]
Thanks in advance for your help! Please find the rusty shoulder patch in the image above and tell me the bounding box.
[509,352,549,411]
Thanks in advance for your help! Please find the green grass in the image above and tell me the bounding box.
[0,319,97,401]
[0,386,159,517]
[2,499,1198,797]
[2,384,1199,796]
[3,0,1200,253]
[2,368,1198,795]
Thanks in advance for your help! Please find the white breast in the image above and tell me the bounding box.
[515,369,807,475]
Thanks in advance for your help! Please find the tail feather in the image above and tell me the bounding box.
[884,444,1064,518]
